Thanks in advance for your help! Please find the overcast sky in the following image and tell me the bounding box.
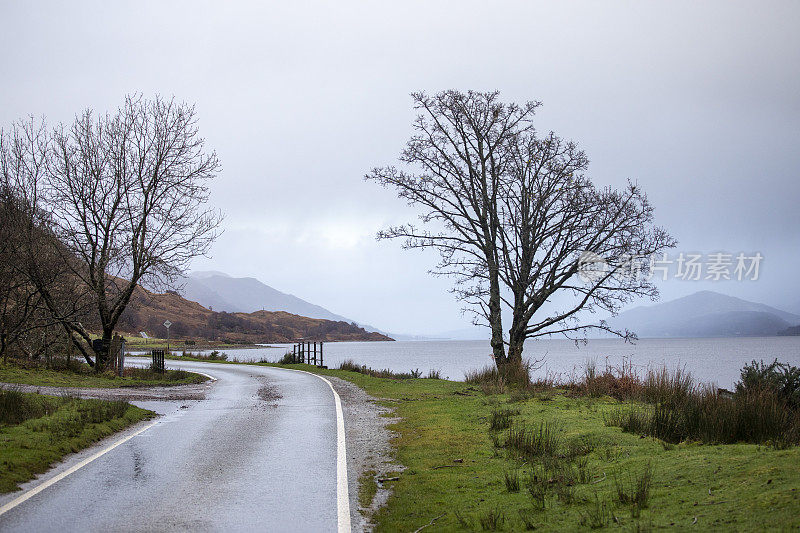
[2,1,799,335]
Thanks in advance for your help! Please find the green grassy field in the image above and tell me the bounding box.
[0,362,207,388]
[269,363,800,532]
[0,390,154,493]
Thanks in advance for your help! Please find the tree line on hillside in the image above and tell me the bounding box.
[116,303,384,343]
[0,95,222,369]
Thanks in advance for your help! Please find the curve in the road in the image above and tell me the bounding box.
[0,360,352,533]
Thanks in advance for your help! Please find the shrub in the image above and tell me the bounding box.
[277,351,295,365]
[737,359,800,408]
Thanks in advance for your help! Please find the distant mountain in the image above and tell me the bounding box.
[182,272,354,323]
[181,271,414,339]
[118,285,393,343]
[606,291,800,338]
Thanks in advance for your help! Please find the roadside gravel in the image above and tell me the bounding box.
[326,376,402,533]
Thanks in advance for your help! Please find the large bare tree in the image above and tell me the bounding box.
[0,120,92,363]
[1,96,223,368]
[367,90,675,378]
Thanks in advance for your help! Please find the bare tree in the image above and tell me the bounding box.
[497,132,675,367]
[0,121,92,363]
[367,90,675,378]
[1,96,223,369]
[367,90,537,364]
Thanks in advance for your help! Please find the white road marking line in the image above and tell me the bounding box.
[286,369,352,533]
[1,363,349,531]
[0,369,218,518]
[0,419,159,518]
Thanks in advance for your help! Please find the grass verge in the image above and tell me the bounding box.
[262,361,800,531]
[0,360,207,388]
[0,389,154,493]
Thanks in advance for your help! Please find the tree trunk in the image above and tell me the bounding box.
[498,319,528,385]
[487,271,506,365]
[94,329,112,372]
[1,332,6,364]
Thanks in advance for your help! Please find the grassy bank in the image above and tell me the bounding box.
[122,335,256,351]
[265,361,799,531]
[0,389,154,493]
[0,360,207,388]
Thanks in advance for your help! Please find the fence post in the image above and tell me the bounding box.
[118,337,125,376]
[313,341,317,366]
[320,342,323,368]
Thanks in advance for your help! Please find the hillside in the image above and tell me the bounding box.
[606,290,800,338]
[117,285,393,343]
[779,325,800,336]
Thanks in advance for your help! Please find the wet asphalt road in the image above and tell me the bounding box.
[0,359,340,532]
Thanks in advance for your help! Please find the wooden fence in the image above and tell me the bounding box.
[290,340,325,367]
[151,349,166,373]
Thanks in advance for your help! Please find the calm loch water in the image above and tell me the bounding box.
[182,336,800,390]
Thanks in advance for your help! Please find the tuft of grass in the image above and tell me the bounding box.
[426,369,442,380]
[607,386,800,445]
[504,421,561,459]
[358,469,378,511]
[504,470,520,492]
[477,507,505,530]
[517,508,540,530]
[277,351,295,364]
[525,469,548,510]
[337,359,430,380]
[183,350,228,361]
[615,463,653,508]
[489,407,517,431]
[579,495,614,529]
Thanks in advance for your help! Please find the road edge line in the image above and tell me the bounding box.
[288,369,352,533]
[0,418,159,518]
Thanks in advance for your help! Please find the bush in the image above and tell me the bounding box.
[277,351,296,365]
[0,389,61,425]
[737,359,800,408]
[607,377,800,446]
